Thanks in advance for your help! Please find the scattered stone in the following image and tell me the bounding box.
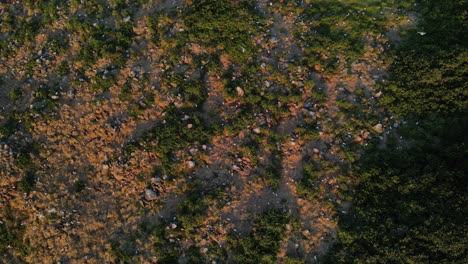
[372,123,383,133]
[253,127,261,134]
[232,164,241,171]
[144,189,158,201]
[151,177,161,185]
[102,164,109,171]
[122,16,131,23]
[162,175,169,180]
[202,248,209,254]
[374,91,382,98]
[170,223,177,229]
[355,135,363,143]
[236,86,244,97]
[302,229,310,237]
[187,124,193,129]
[202,144,207,151]
[362,130,370,139]
[186,160,195,169]
[313,148,320,154]
[314,64,322,72]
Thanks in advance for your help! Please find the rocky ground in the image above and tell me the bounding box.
[0,1,414,263]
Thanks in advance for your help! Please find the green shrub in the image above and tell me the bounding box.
[228,210,290,263]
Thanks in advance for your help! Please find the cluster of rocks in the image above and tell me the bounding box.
[144,176,168,201]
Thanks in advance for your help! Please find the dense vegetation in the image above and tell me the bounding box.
[227,210,291,264]
[328,0,468,262]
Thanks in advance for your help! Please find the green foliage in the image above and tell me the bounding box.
[46,35,69,54]
[91,71,116,92]
[178,179,224,231]
[381,49,467,115]
[228,210,290,263]
[16,171,36,194]
[32,83,61,114]
[72,179,86,193]
[329,1,468,262]
[110,240,136,264]
[72,19,133,67]
[328,115,468,263]
[127,105,211,176]
[298,0,393,67]
[147,14,162,44]
[183,0,262,63]
[0,206,31,259]
[12,15,42,43]
[15,141,40,171]
[259,136,284,190]
[152,225,181,264]
[297,161,322,202]
[55,61,70,76]
[8,88,22,101]
[380,0,467,115]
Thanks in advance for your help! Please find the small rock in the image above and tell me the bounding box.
[202,248,209,254]
[187,124,193,129]
[236,86,244,97]
[186,160,195,169]
[232,165,241,171]
[151,177,161,184]
[122,16,131,22]
[144,189,158,201]
[355,135,363,143]
[374,91,382,98]
[362,131,370,139]
[302,229,310,237]
[170,223,177,229]
[372,123,383,133]
[253,127,261,134]
[314,64,322,72]
[162,175,169,180]
[313,148,320,154]
[202,145,207,151]
[102,164,109,171]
